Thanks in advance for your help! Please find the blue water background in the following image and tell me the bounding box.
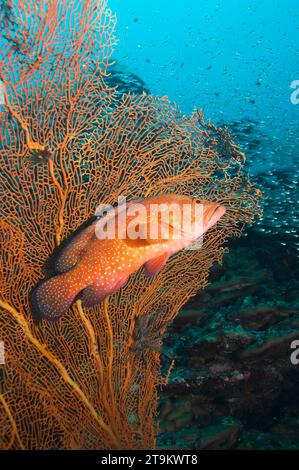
[109,0,299,174]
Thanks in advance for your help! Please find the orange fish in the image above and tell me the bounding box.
[31,194,226,322]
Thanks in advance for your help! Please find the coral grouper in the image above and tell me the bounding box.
[31,194,226,322]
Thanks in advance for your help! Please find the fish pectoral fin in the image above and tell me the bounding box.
[55,222,97,273]
[144,253,169,277]
[81,277,128,308]
[125,225,168,247]
[125,236,152,248]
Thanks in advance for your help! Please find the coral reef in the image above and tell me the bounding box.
[0,0,260,449]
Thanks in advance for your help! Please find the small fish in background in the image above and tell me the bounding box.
[31,194,226,322]
[107,61,150,96]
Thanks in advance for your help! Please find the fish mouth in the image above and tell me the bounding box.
[168,204,226,241]
[204,204,226,231]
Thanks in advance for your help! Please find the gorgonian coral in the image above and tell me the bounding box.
[0,0,261,449]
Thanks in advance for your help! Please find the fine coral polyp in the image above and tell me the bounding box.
[0,0,261,449]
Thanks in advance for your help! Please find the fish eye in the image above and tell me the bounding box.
[195,199,202,204]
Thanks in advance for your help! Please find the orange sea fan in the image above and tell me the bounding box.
[0,0,261,449]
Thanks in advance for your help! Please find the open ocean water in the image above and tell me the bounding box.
[109,0,299,450]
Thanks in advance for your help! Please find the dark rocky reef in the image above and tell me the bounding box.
[158,230,299,449]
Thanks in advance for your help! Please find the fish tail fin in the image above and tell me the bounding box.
[31,273,82,323]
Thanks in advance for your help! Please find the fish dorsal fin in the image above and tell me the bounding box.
[54,222,97,273]
[144,253,170,277]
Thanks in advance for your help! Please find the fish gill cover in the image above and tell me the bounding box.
[0,0,261,449]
